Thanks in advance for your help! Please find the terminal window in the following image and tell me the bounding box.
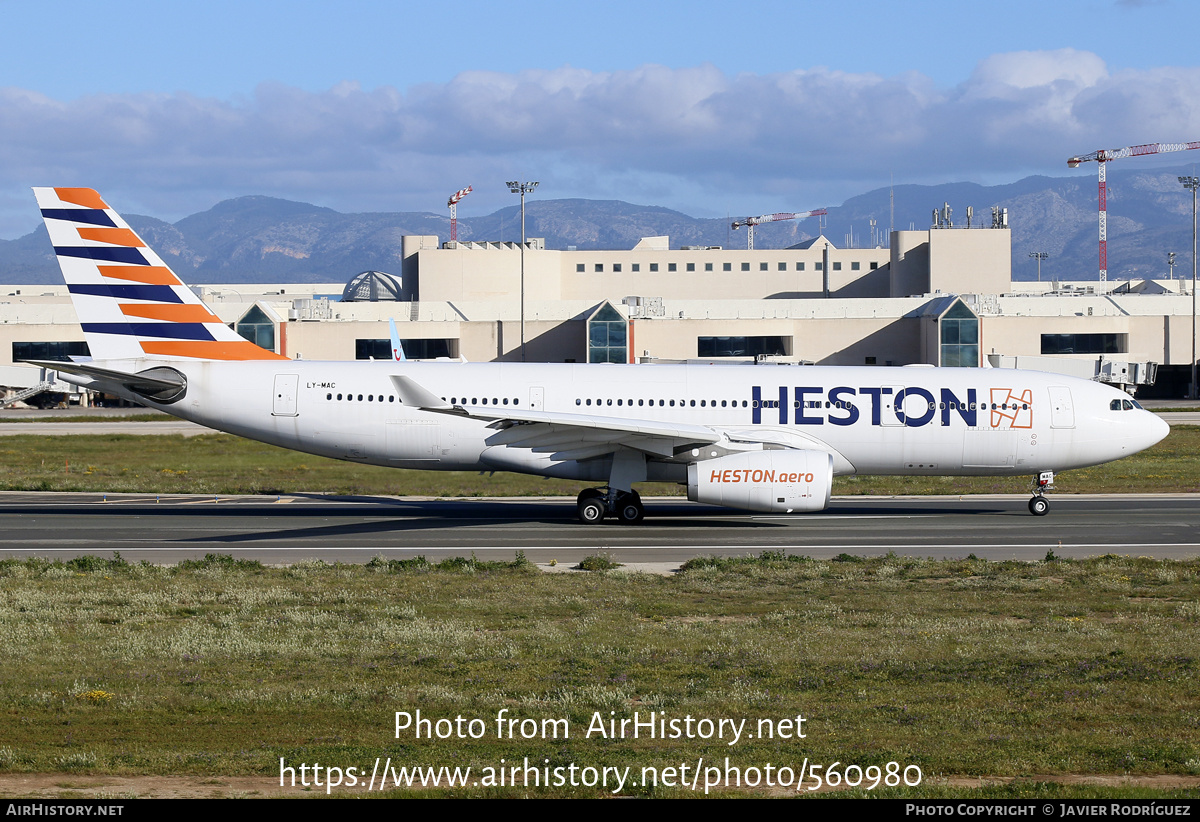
[631,263,640,272]
[851,262,861,270]
[613,263,622,273]
[588,303,628,364]
[235,305,276,352]
[698,336,790,358]
[12,341,90,362]
[1041,333,1125,355]
[687,263,695,272]
[595,263,604,273]
[668,263,677,272]
[741,263,750,271]
[356,338,457,360]
[705,263,713,271]
[796,262,805,271]
[939,301,979,367]
[576,263,585,272]
[833,262,842,271]
[650,263,659,272]
[723,263,732,272]
[760,262,769,271]
[778,262,787,271]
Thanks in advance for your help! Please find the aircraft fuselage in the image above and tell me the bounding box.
[112,359,1166,485]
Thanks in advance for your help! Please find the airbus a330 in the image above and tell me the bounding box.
[29,188,1170,523]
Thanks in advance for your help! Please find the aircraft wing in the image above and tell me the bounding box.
[391,374,721,459]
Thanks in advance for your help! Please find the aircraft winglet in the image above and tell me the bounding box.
[389,374,455,411]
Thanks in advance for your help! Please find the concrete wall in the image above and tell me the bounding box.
[890,231,931,297]
[928,228,1010,296]
[414,241,894,303]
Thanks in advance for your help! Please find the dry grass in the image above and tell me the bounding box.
[0,552,1197,798]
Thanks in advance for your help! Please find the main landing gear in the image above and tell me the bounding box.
[1028,471,1054,516]
[576,487,645,525]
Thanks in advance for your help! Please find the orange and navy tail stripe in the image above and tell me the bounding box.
[35,187,286,361]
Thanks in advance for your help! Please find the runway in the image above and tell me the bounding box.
[0,492,1195,565]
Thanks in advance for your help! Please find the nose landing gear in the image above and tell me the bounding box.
[1028,471,1054,516]
[576,487,644,524]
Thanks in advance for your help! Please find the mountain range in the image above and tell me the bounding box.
[4,166,1199,285]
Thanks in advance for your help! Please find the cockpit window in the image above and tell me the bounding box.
[1110,399,1122,411]
[1122,400,1135,410]
[1131,399,1143,409]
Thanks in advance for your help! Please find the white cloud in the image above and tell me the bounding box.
[3,49,1200,236]
[965,49,1108,92]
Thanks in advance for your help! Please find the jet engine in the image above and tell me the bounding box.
[686,450,834,513]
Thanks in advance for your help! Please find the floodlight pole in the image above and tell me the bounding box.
[1181,178,1200,398]
[507,181,539,362]
[1029,251,1048,283]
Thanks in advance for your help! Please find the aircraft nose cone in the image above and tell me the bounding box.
[1146,412,1171,449]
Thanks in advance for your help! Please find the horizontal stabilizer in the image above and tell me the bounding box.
[26,359,186,402]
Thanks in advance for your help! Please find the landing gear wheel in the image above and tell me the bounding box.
[577,496,606,525]
[1028,496,1049,516]
[616,493,645,525]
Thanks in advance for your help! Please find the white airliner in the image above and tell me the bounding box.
[30,187,1170,523]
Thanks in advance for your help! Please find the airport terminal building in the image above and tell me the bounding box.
[1,215,1196,402]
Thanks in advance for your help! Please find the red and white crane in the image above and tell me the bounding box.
[1068,142,1200,282]
[731,208,827,250]
[447,185,473,243]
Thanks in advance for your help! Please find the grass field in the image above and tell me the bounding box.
[0,425,1195,498]
[0,553,1198,798]
[0,426,1196,797]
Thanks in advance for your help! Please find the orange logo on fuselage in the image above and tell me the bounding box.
[990,388,1033,429]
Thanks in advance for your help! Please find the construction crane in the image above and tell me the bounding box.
[1068,142,1200,282]
[447,186,473,243]
[731,208,827,250]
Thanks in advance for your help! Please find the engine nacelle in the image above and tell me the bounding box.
[687,450,834,513]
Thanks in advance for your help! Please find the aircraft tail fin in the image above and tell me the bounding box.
[389,318,406,361]
[33,187,286,362]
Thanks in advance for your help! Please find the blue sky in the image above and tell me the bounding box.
[2,0,1199,237]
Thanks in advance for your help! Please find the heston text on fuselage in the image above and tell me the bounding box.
[748,385,1032,429]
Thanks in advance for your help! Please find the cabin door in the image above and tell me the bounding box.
[1048,386,1075,428]
[272,374,299,416]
